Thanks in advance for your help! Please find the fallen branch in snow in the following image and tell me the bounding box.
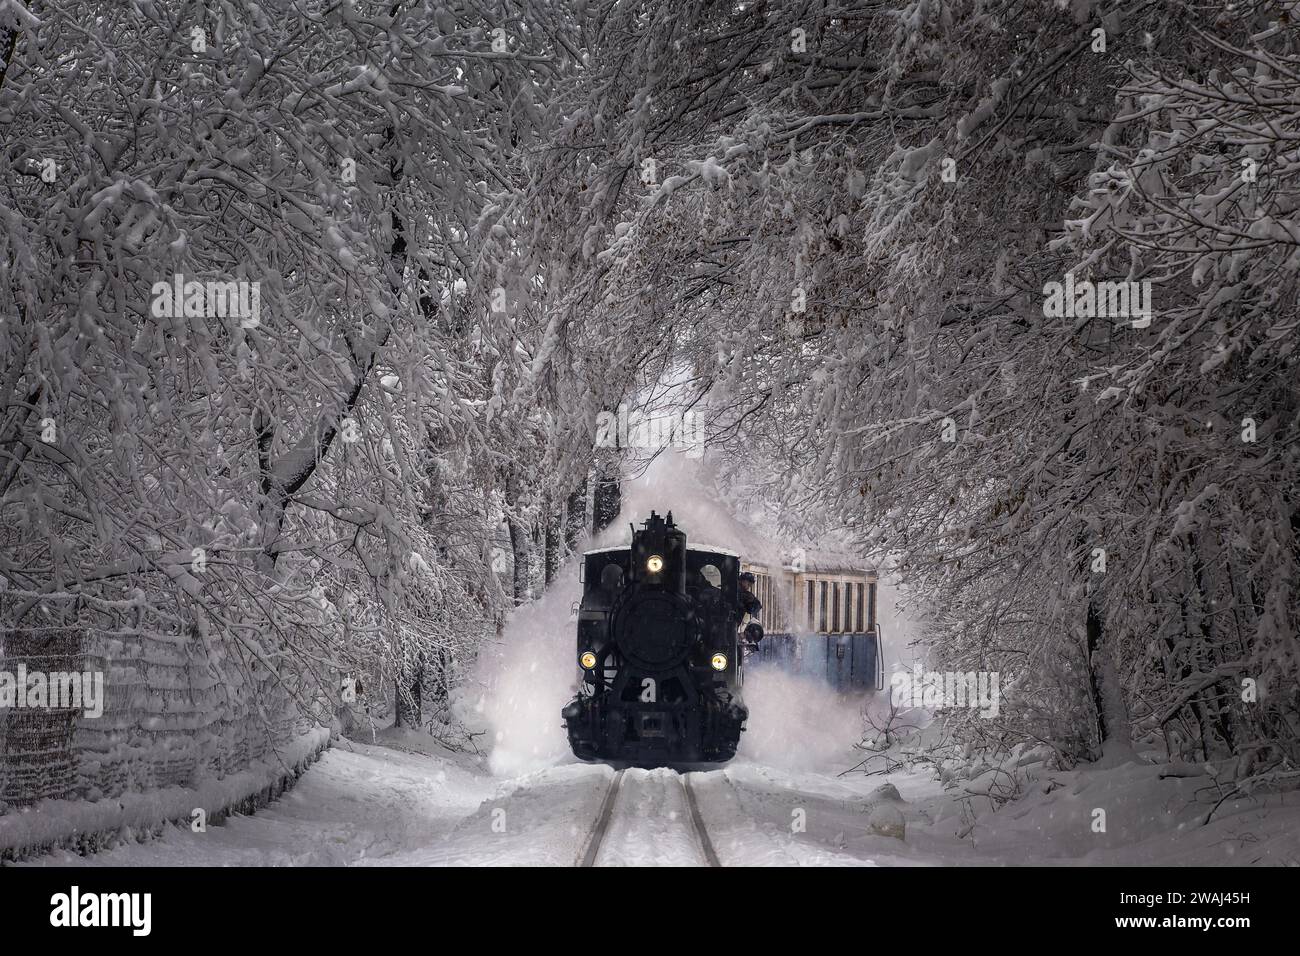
[841,750,909,777]
[1157,762,1210,779]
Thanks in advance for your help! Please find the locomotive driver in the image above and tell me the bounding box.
[699,567,763,645]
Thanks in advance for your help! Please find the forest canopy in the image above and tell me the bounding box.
[1,0,1296,803]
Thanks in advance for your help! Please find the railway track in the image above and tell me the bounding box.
[578,769,721,867]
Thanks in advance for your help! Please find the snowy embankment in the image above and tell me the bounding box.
[708,754,1300,866]
[19,729,493,866]
[2,727,330,863]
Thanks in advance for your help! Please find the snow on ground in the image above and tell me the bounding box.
[19,729,495,867]
[592,768,708,867]
[21,720,1298,867]
[702,750,1300,867]
[366,762,614,866]
[919,755,1300,866]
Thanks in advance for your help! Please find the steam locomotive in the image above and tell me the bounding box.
[562,512,752,765]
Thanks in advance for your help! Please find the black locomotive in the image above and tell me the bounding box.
[562,512,753,765]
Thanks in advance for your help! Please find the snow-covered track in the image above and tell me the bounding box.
[577,769,625,867]
[579,769,720,867]
[681,774,721,867]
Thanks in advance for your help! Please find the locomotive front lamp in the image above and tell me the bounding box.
[710,653,728,671]
[646,555,664,574]
[580,651,598,670]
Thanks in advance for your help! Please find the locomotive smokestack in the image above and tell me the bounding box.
[630,510,686,593]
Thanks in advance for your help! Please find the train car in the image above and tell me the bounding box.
[742,551,885,694]
[562,512,750,765]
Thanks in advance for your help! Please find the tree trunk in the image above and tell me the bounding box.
[394,666,422,729]
[508,512,530,605]
[593,454,621,533]
[426,647,450,718]
[1086,592,1135,766]
[565,479,587,554]
[1171,593,1213,761]
[530,520,543,595]
[544,497,561,584]
[1190,536,1237,754]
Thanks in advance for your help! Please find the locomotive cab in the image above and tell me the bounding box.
[564,512,749,765]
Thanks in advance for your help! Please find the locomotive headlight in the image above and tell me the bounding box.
[710,652,728,671]
[646,555,664,574]
[580,651,598,670]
